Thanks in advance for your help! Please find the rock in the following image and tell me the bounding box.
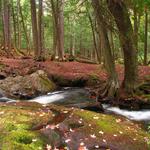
[50,74,101,87]
[0,89,4,98]
[0,70,56,99]
[0,102,149,150]
[0,72,7,80]
[66,101,104,112]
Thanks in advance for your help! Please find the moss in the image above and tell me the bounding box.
[0,104,51,150]
[75,110,123,133]
[1,130,44,150]
[75,110,150,146]
[39,75,56,91]
[0,102,150,150]
[0,63,6,69]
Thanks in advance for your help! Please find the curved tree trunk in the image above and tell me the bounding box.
[107,0,138,94]
[92,0,119,99]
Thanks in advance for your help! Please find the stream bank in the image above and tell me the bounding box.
[0,68,149,149]
[0,102,149,150]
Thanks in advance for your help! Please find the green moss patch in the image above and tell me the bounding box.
[0,103,54,150]
[74,109,150,150]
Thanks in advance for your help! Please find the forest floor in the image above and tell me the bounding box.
[0,57,150,82]
[1,57,150,110]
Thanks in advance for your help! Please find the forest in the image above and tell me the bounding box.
[0,0,150,150]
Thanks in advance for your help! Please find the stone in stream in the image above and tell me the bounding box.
[0,70,56,99]
[32,88,104,112]
[0,102,149,150]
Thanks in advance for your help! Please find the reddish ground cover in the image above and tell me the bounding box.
[0,57,150,82]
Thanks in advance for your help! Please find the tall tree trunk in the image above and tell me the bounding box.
[57,0,64,60]
[12,1,17,49]
[87,8,100,63]
[2,0,11,55]
[38,0,44,59]
[30,0,39,57]
[110,31,115,59]
[107,0,138,94]
[17,8,21,50]
[18,0,31,53]
[133,7,138,51]
[0,1,3,43]
[144,8,148,65]
[51,0,57,58]
[92,0,119,98]
[51,0,64,61]
[52,18,58,58]
[69,16,75,57]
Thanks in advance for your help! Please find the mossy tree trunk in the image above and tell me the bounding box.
[92,0,119,99]
[107,0,138,95]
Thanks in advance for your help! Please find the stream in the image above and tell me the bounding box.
[1,87,150,126]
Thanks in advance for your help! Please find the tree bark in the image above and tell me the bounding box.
[144,8,148,65]
[30,0,39,57]
[107,0,138,94]
[57,0,64,60]
[18,0,31,53]
[12,1,17,49]
[133,7,138,51]
[2,0,11,55]
[38,0,44,59]
[51,0,64,60]
[92,0,119,98]
[51,0,58,58]
[87,8,100,62]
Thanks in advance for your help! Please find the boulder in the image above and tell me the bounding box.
[0,102,149,150]
[0,70,56,99]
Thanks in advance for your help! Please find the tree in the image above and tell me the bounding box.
[2,0,11,55]
[92,0,119,99]
[38,0,44,58]
[30,0,39,58]
[144,7,148,65]
[51,0,64,61]
[30,0,44,60]
[107,0,138,94]
[18,0,31,53]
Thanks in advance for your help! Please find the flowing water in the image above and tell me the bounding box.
[103,104,150,121]
[1,87,150,124]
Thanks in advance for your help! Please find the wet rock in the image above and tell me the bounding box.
[67,101,104,112]
[0,70,56,99]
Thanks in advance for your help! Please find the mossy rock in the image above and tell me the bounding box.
[0,102,52,150]
[63,110,150,150]
[51,75,87,87]
[0,70,56,99]
[0,63,6,70]
[29,70,56,93]
[86,74,101,86]
[0,102,149,150]
[135,82,150,104]
[51,74,100,87]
